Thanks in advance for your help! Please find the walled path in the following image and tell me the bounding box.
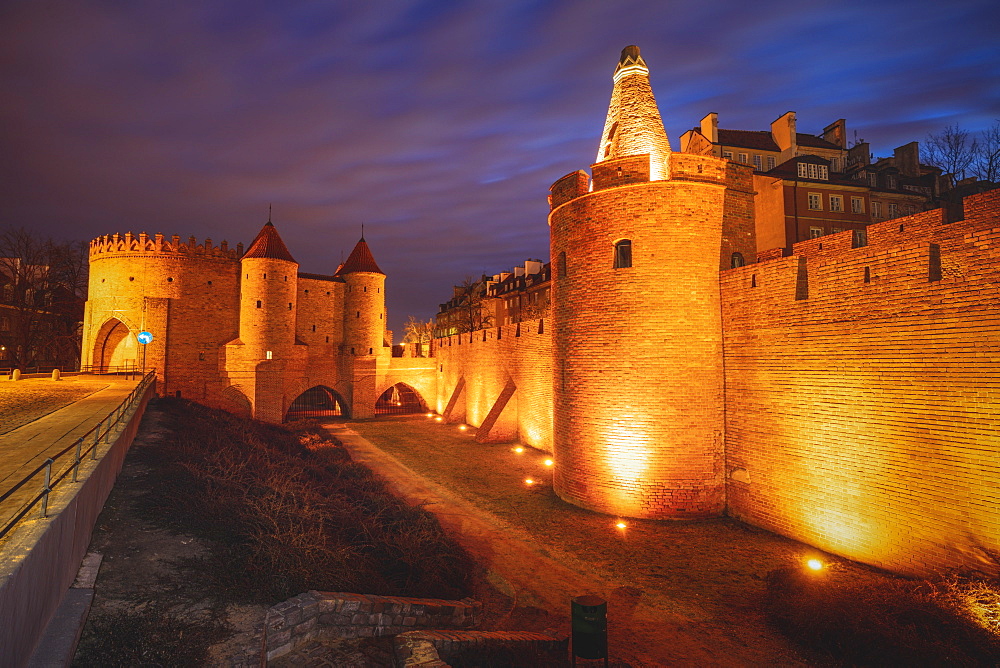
[0,376,141,532]
[327,417,822,668]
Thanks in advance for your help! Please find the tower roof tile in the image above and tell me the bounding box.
[243,222,296,263]
[335,237,384,276]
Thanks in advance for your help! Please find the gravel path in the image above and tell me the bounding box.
[0,378,108,435]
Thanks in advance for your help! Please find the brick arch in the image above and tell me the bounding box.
[220,384,253,418]
[374,382,427,415]
[285,385,350,421]
[92,317,138,372]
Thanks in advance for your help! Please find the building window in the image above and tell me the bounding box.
[613,239,632,268]
[808,193,822,210]
[887,176,897,189]
[888,203,899,218]
[256,300,262,308]
[853,230,868,248]
[868,172,878,187]
[832,227,844,233]
[809,227,824,239]
[851,197,865,214]
[766,156,775,170]
[722,150,733,160]
[830,157,839,172]
[798,163,828,180]
[557,251,567,277]
[731,252,746,268]
[737,153,748,164]
[830,195,843,212]
[872,201,882,218]
[752,155,762,170]
[266,350,273,360]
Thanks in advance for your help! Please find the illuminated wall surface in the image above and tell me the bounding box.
[434,322,553,451]
[723,196,1000,576]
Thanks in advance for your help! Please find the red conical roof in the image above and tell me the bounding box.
[335,237,383,275]
[243,222,296,263]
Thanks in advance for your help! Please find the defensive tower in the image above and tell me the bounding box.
[337,236,386,358]
[549,46,751,519]
[238,221,299,359]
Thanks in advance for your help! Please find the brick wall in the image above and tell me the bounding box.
[549,157,730,520]
[722,189,1000,576]
[434,321,553,451]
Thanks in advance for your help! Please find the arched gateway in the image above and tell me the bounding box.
[285,386,349,420]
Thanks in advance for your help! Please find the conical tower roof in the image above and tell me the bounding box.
[595,45,671,175]
[335,237,384,276]
[243,222,296,263]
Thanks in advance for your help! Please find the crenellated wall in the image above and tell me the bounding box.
[721,190,1000,576]
[434,321,553,451]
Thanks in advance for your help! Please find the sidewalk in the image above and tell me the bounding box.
[330,418,817,667]
[0,376,142,526]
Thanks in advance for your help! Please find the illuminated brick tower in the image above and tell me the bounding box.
[336,236,388,419]
[238,221,299,359]
[548,45,754,519]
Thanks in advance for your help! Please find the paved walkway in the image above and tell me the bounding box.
[0,375,142,531]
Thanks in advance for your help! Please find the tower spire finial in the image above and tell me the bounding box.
[361,223,365,242]
[595,44,671,178]
[268,203,272,224]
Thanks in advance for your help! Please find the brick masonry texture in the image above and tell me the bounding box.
[548,152,740,520]
[721,190,1000,576]
[82,230,435,423]
[434,322,553,451]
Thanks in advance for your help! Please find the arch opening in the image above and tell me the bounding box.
[375,383,425,415]
[93,318,137,373]
[285,385,349,421]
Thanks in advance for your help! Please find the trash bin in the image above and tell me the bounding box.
[571,595,608,664]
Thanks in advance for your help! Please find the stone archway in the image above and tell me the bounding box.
[375,382,426,415]
[285,385,350,421]
[92,318,137,372]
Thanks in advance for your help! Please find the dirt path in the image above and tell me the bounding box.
[336,417,834,667]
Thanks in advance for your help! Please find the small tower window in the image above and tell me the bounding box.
[613,239,632,268]
[364,286,367,292]
[325,336,329,342]
[256,300,262,308]
[266,350,273,360]
[263,273,267,279]
[288,302,292,310]
[864,266,871,283]
[167,277,173,282]
[311,324,316,332]
[731,252,746,268]
[558,251,567,277]
[356,311,360,318]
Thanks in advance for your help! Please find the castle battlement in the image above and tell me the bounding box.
[89,232,243,259]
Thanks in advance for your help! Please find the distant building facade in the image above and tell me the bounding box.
[680,112,951,250]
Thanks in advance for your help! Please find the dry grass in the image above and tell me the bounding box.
[133,399,478,604]
[765,564,1000,666]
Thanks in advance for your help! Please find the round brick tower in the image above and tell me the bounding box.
[336,236,386,358]
[548,46,728,520]
[238,221,298,359]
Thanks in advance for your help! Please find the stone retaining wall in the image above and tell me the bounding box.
[263,590,481,662]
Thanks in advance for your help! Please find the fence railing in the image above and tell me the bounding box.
[0,369,156,540]
[1,363,142,380]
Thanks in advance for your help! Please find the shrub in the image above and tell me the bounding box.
[765,564,1000,667]
[136,398,478,604]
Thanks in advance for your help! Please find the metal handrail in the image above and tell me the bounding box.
[0,369,156,540]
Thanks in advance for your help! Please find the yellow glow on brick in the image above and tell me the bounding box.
[525,478,535,485]
[544,459,554,467]
[807,559,823,571]
[513,446,524,454]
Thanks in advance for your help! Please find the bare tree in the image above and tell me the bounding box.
[402,316,434,357]
[0,228,87,369]
[972,120,1000,184]
[922,124,979,185]
[453,276,494,334]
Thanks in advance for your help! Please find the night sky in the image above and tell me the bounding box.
[2,1,998,336]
